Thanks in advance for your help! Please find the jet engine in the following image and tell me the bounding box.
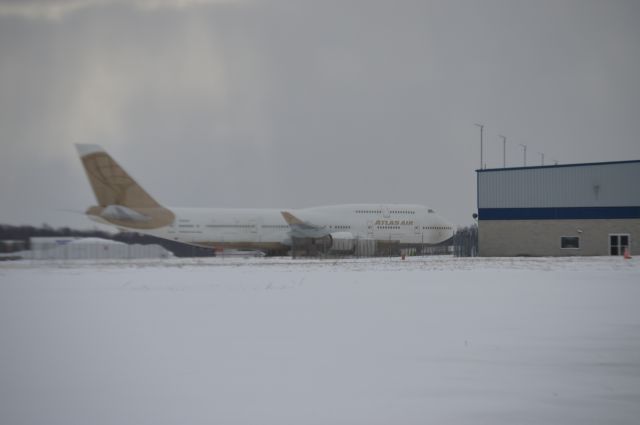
[328,232,355,252]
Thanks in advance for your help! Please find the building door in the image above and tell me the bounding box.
[609,234,630,256]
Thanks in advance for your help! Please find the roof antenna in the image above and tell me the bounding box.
[499,135,506,168]
[474,123,484,169]
[519,144,527,166]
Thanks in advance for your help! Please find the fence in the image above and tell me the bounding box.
[452,225,478,257]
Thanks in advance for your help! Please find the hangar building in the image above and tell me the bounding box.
[477,160,640,256]
[28,237,172,260]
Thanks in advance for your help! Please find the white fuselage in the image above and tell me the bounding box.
[96,203,455,251]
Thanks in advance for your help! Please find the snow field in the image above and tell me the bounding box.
[1,256,639,425]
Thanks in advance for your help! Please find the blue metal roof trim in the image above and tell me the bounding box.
[479,207,640,220]
[476,159,640,173]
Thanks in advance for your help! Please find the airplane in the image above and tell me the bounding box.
[75,144,455,255]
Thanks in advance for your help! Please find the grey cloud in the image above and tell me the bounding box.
[0,0,241,20]
[1,0,639,228]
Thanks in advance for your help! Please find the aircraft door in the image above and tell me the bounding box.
[367,221,374,238]
[249,219,261,242]
[249,219,258,233]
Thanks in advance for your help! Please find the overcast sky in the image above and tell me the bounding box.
[1,0,639,229]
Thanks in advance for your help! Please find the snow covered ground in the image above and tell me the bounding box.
[1,256,639,425]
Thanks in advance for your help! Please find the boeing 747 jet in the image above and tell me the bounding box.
[76,144,454,255]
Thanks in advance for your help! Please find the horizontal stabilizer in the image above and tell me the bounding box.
[100,205,151,222]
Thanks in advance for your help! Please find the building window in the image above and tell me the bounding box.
[609,234,630,256]
[560,236,580,249]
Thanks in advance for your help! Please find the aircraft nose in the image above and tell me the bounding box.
[440,216,455,238]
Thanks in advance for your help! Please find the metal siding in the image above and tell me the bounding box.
[479,207,640,220]
[478,162,640,208]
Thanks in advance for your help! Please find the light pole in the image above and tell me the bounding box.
[474,123,484,169]
[499,135,506,168]
[519,144,527,166]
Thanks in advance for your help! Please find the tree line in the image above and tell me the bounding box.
[452,225,478,257]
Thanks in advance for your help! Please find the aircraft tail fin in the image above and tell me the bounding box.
[75,144,174,229]
[281,211,329,238]
[75,144,161,208]
[281,211,305,226]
